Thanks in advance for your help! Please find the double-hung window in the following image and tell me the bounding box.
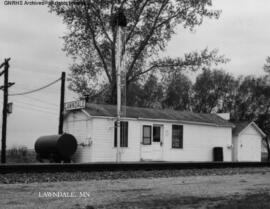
[142,125,151,145]
[172,125,183,148]
[114,121,128,147]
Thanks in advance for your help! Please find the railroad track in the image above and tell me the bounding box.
[0,162,270,174]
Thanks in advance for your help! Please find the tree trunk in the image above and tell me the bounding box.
[108,82,117,105]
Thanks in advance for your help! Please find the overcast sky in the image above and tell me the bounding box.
[0,0,270,148]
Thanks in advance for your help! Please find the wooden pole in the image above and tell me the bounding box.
[58,72,65,135]
[116,26,122,163]
[112,7,127,162]
[1,58,10,164]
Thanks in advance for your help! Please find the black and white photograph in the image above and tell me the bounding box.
[1,0,270,208]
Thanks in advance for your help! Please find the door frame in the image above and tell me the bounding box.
[140,123,164,161]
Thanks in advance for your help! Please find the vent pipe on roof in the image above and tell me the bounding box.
[217,113,230,120]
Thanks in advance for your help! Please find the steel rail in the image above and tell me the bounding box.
[0,162,270,174]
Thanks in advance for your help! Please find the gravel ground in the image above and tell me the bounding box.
[1,171,270,209]
[1,166,270,184]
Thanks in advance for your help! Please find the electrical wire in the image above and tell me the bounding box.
[15,102,58,114]
[24,95,58,107]
[0,98,58,113]
[11,99,58,112]
[14,103,58,116]
[15,106,57,116]
[9,78,61,96]
[0,99,58,115]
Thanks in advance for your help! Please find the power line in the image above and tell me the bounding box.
[9,78,61,96]
[11,99,58,112]
[0,97,58,115]
[15,106,57,116]
[0,98,58,113]
[24,95,58,107]
[15,102,58,114]
[14,103,58,116]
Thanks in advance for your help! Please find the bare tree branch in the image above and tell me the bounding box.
[84,4,112,84]
[127,0,169,79]
[125,0,148,44]
[88,1,113,44]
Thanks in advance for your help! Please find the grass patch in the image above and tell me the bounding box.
[1,167,270,184]
[72,192,270,209]
[1,146,38,163]
[213,192,270,209]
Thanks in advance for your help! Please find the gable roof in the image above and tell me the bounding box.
[75,103,234,127]
[232,121,266,137]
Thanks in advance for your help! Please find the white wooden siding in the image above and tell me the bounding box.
[235,125,262,162]
[90,119,232,162]
[63,111,93,163]
[64,114,233,162]
[91,118,141,162]
[161,123,232,162]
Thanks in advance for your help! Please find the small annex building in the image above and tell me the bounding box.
[63,103,238,163]
[232,121,266,162]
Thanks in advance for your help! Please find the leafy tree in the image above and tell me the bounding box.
[256,113,270,161]
[192,69,235,113]
[125,82,144,107]
[163,73,192,110]
[228,75,270,161]
[231,76,257,121]
[263,56,270,74]
[139,74,164,108]
[49,0,227,103]
[231,76,270,121]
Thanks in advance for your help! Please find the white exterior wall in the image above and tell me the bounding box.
[63,111,93,163]
[64,113,233,162]
[161,123,232,162]
[90,118,232,162]
[91,118,141,162]
[234,125,262,162]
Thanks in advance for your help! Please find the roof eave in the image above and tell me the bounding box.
[137,117,234,128]
[83,115,233,128]
[237,122,266,138]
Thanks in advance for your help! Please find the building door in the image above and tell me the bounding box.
[141,125,163,161]
[238,135,260,161]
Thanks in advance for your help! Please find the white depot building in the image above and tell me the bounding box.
[63,102,265,163]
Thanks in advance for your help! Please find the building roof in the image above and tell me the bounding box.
[78,103,234,127]
[232,121,266,137]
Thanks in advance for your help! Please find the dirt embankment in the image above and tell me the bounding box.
[1,170,270,208]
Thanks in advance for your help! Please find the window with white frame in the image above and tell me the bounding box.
[172,125,183,148]
[142,125,151,145]
[153,125,161,142]
[114,121,128,147]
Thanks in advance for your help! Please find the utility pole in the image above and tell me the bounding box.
[1,58,11,164]
[58,72,65,135]
[116,26,122,163]
[112,7,127,163]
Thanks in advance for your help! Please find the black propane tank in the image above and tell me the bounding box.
[35,133,77,163]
